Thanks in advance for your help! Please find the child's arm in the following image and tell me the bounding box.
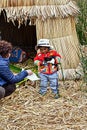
[54,50,61,58]
[53,50,61,64]
[34,55,43,66]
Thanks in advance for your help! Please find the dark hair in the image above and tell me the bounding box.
[35,45,50,51]
[0,40,12,57]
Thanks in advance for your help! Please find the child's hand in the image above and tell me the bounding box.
[58,57,61,63]
[40,61,44,66]
[26,70,33,75]
[47,59,55,64]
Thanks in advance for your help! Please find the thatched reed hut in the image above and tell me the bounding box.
[0,0,80,69]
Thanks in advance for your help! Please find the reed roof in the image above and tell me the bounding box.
[0,0,79,25]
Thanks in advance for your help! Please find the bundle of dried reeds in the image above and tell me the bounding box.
[29,1,79,20]
[36,16,80,69]
[36,17,73,39]
[50,36,79,69]
[34,0,70,5]
[0,0,34,7]
[0,0,79,24]
[5,6,32,27]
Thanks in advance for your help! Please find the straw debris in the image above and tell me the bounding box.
[0,80,87,130]
[0,58,87,130]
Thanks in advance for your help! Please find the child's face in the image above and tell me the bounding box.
[40,47,49,54]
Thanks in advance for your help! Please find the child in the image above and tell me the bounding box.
[34,39,61,99]
[0,40,33,100]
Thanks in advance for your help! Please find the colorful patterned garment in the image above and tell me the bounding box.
[9,47,27,63]
[34,50,61,74]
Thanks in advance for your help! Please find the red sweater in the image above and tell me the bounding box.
[34,50,61,74]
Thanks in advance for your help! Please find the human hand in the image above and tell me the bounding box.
[58,57,61,64]
[26,69,33,75]
[40,61,47,66]
[47,59,55,64]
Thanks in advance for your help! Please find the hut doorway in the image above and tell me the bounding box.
[0,11,37,58]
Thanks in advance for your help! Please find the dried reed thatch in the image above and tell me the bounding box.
[36,17,80,69]
[34,0,80,69]
[0,0,79,23]
[0,0,34,7]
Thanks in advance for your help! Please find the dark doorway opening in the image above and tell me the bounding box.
[0,10,37,58]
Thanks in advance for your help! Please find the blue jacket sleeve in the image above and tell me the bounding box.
[0,65,28,84]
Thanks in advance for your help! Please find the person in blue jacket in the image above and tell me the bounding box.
[0,40,33,100]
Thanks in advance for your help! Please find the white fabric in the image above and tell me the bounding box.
[26,73,40,81]
[37,39,50,47]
